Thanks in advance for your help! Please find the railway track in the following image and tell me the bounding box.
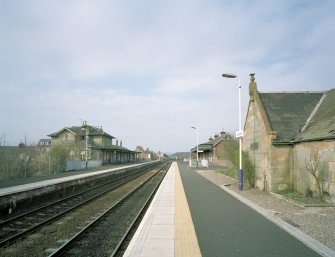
[49,161,171,257]
[0,162,160,247]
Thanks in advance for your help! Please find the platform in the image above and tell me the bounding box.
[0,161,159,215]
[124,161,333,257]
[0,161,158,197]
[123,162,201,257]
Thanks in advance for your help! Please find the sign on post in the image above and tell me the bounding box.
[236,130,244,139]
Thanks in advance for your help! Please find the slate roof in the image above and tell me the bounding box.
[191,132,233,152]
[94,143,134,152]
[48,126,134,152]
[259,92,324,143]
[192,143,212,152]
[295,88,335,142]
[38,139,51,144]
[48,126,115,139]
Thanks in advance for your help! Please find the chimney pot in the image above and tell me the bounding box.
[249,73,257,101]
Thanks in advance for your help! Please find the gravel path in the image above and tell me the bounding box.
[198,169,335,252]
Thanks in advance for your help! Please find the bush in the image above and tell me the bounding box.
[221,139,255,187]
[242,151,255,187]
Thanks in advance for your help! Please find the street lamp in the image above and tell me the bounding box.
[191,126,199,168]
[81,125,89,169]
[222,73,243,191]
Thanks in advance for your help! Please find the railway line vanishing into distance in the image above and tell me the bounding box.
[0,161,171,256]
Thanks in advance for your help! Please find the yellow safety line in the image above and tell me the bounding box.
[174,162,202,257]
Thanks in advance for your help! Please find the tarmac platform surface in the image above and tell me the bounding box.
[125,161,326,257]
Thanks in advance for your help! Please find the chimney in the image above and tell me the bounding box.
[116,139,118,146]
[220,129,225,136]
[120,140,122,147]
[249,73,257,102]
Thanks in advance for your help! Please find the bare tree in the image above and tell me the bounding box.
[305,149,326,201]
[0,134,7,146]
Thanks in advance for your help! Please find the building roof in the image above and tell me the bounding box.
[107,145,135,152]
[259,92,324,143]
[295,88,335,142]
[192,143,212,152]
[38,139,51,144]
[191,132,233,152]
[48,126,115,139]
[37,139,51,148]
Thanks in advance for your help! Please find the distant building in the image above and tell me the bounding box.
[134,146,153,161]
[37,139,51,153]
[48,121,137,170]
[156,151,165,160]
[243,74,335,202]
[191,130,235,167]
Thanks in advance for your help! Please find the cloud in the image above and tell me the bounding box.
[0,0,334,152]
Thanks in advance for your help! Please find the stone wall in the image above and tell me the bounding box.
[213,142,224,159]
[294,141,335,202]
[243,99,271,191]
[269,145,292,192]
[212,159,233,168]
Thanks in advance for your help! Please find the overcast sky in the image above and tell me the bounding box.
[0,0,334,153]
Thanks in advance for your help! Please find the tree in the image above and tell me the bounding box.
[221,139,255,187]
[242,151,255,187]
[305,149,327,201]
[50,143,68,173]
[18,141,40,179]
[221,139,239,171]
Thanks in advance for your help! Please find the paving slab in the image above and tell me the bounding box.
[123,162,201,257]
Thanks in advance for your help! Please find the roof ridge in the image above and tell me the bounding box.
[300,92,327,133]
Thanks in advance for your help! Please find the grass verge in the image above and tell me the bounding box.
[274,191,335,207]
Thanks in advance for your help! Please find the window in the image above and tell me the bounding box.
[80,151,85,160]
[69,151,75,160]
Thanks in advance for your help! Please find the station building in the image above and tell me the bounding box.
[191,130,235,167]
[243,74,335,202]
[48,121,138,170]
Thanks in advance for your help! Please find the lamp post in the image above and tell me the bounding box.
[191,126,199,168]
[222,73,243,191]
[81,123,89,169]
[85,129,88,168]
